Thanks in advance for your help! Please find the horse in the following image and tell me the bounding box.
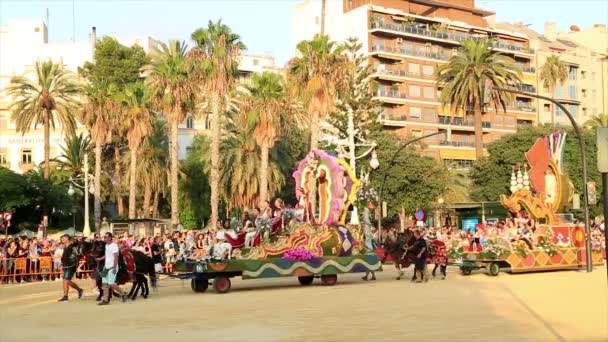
[80,241,157,301]
[383,231,448,281]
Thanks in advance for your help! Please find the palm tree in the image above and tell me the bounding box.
[117,82,154,221]
[584,113,608,129]
[81,80,118,230]
[191,20,245,229]
[540,55,568,126]
[142,40,196,226]
[287,34,350,151]
[6,60,81,180]
[54,133,93,180]
[436,38,522,159]
[243,72,289,204]
[443,162,471,204]
[137,119,168,218]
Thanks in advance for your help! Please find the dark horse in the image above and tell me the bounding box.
[382,231,447,281]
[81,241,157,301]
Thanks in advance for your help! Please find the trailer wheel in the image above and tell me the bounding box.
[321,274,338,286]
[191,278,209,293]
[461,267,472,276]
[298,276,314,286]
[213,276,232,294]
[488,262,500,276]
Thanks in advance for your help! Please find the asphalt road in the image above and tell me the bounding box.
[0,266,606,342]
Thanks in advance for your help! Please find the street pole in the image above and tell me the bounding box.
[377,131,443,243]
[83,153,91,237]
[493,86,592,272]
[597,127,608,282]
[347,108,356,171]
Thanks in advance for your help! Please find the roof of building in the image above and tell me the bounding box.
[411,0,495,16]
[496,22,578,52]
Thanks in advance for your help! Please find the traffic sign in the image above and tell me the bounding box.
[2,212,12,221]
[415,209,425,221]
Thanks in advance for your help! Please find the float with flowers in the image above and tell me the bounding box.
[454,131,605,276]
[174,150,382,293]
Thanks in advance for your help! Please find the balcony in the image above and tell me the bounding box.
[374,89,407,99]
[372,67,407,78]
[515,84,536,93]
[371,44,451,62]
[438,116,491,128]
[371,21,467,44]
[370,21,534,54]
[516,64,536,73]
[515,104,536,112]
[380,111,408,122]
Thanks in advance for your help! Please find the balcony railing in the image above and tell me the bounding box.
[374,90,407,99]
[372,67,407,78]
[371,44,451,61]
[371,21,534,54]
[440,140,476,147]
[438,116,491,128]
[381,112,408,122]
[515,84,536,93]
[516,104,536,112]
[516,65,536,73]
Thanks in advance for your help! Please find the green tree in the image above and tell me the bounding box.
[539,55,568,126]
[584,113,608,128]
[54,133,93,180]
[0,168,31,212]
[191,20,245,228]
[143,40,197,226]
[436,38,522,159]
[118,82,154,221]
[79,37,149,88]
[7,60,81,180]
[138,119,168,218]
[287,34,350,151]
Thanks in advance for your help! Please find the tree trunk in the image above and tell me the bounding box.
[43,110,50,180]
[551,86,556,126]
[152,190,160,218]
[209,95,221,230]
[114,146,125,217]
[128,146,138,220]
[259,144,270,205]
[399,207,406,232]
[170,116,179,228]
[143,182,151,219]
[94,135,102,232]
[320,0,326,35]
[474,107,484,160]
[310,109,320,152]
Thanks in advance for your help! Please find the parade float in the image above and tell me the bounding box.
[455,131,605,276]
[174,150,381,293]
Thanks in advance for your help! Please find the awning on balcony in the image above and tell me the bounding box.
[439,148,477,160]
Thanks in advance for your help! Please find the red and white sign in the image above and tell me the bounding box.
[3,212,13,221]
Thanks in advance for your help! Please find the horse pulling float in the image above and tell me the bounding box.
[456,131,605,276]
[174,150,382,293]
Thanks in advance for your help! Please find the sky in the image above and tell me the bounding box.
[1,0,607,67]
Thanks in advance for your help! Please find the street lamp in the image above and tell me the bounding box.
[67,154,92,237]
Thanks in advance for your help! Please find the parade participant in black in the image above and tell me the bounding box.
[57,234,84,302]
[410,229,428,283]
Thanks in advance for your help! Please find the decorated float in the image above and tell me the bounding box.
[174,150,381,293]
[454,131,605,276]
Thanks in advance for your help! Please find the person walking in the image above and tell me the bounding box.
[57,235,83,302]
[96,232,127,305]
[411,229,428,283]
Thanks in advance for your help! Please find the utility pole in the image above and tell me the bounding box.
[596,127,608,281]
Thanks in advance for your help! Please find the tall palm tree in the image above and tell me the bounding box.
[190,20,245,229]
[137,119,168,218]
[117,82,154,221]
[243,72,288,204]
[584,113,608,128]
[540,55,568,126]
[287,34,350,151]
[6,60,81,180]
[81,80,118,230]
[436,38,522,159]
[443,162,471,204]
[142,40,196,226]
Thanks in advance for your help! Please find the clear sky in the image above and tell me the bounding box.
[1,0,607,67]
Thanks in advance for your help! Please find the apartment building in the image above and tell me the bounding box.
[497,22,608,126]
[294,0,537,166]
[0,18,281,170]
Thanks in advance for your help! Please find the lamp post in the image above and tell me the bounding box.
[68,154,92,237]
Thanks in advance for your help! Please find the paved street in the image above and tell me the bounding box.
[0,267,606,342]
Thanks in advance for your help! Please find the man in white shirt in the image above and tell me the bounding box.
[96,232,127,305]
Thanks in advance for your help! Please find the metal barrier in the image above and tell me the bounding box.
[0,257,93,284]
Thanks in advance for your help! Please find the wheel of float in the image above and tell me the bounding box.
[320,274,338,286]
[488,262,500,276]
[461,267,472,276]
[213,276,232,294]
[191,278,209,293]
[298,276,314,286]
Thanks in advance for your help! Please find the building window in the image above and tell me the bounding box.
[422,65,434,76]
[186,116,194,129]
[411,129,423,138]
[21,149,33,165]
[581,70,586,79]
[408,85,421,97]
[444,159,474,169]
[315,16,319,25]
[581,89,587,98]
[423,86,434,99]
[253,59,259,66]
[544,103,551,112]
[568,85,577,99]
[582,107,587,116]
[422,108,435,120]
[0,150,7,166]
[408,63,420,75]
[409,107,422,118]
[568,66,577,81]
